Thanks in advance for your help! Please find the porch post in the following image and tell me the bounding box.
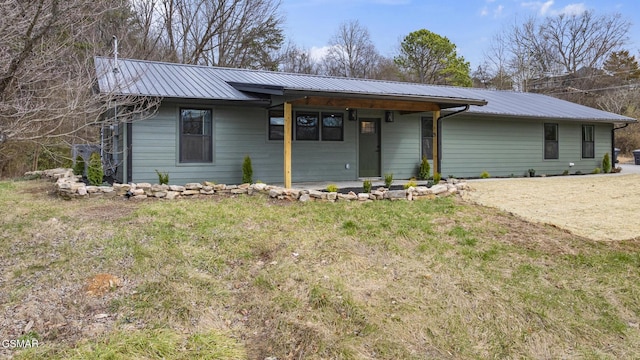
[432,109,440,175]
[284,102,292,188]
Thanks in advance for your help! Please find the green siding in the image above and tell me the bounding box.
[441,115,613,178]
[129,101,616,184]
[380,112,421,179]
[130,103,359,184]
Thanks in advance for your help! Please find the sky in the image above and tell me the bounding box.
[279,0,640,70]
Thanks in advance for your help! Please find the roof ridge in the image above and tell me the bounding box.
[94,56,492,91]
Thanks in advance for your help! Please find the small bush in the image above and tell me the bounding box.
[384,173,393,188]
[363,179,372,193]
[326,184,338,193]
[602,153,611,173]
[242,155,253,184]
[562,170,569,176]
[73,156,85,176]
[403,180,418,189]
[480,171,490,179]
[433,172,441,184]
[593,167,602,174]
[418,157,430,180]
[155,169,169,185]
[87,152,103,186]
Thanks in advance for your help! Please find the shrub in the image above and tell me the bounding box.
[87,152,104,186]
[418,157,430,180]
[433,172,441,184]
[73,156,85,176]
[384,173,393,188]
[363,179,372,193]
[155,169,169,185]
[326,184,338,193]
[403,180,418,189]
[602,153,611,174]
[593,167,602,174]
[562,170,569,176]
[242,155,253,184]
[480,171,490,179]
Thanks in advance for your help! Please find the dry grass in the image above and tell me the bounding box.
[2,179,640,359]
[463,174,640,241]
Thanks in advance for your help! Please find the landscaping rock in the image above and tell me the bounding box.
[169,185,186,192]
[429,184,448,195]
[185,183,203,190]
[165,191,179,200]
[269,188,283,198]
[299,193,311,202]
[357,193,370,201]
[384,190,407,200]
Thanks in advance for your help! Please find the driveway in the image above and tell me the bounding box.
[463,167,640,241]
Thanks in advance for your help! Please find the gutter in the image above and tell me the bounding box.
[612,123,630,165]
[437,105,470,174]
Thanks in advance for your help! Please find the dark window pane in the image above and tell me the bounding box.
[545,124,557,141]
[269,110,285,140]
[323,127,343,141]
[322,113,343,141]
[544,123,558,159]
[582,125,594,158]
[582,142,594,158]
[296,112,319,140]
[270,125,284,140]
[545,141,558,159]
[180,108,212,163]
[421,117,434,160]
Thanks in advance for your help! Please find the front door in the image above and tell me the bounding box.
[359,118,381,177]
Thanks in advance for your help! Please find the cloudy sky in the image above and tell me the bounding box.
[279,0,640,69]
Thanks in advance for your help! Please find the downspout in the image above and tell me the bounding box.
[612,123,630,165]
[437,105,470,175]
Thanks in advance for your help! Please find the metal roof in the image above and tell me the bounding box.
[94,56,636,123]
[94,57,263,101]
[455,88,635,123]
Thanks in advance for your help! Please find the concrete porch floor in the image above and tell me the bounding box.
[276,164,640,190]
[284,179,432,191]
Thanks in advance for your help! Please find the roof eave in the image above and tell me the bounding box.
[282,89,488,108]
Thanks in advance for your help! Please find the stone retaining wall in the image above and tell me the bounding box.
[25,168,470,202]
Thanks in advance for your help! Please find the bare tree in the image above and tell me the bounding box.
[160,0,284,69]
[278,42,318,74]
[322,20,380,78]
[0,0,159,175]
[493,10,631,92]
[542,11,630,73]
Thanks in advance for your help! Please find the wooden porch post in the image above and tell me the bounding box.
[284,102,292,188]
[432,109,440,175]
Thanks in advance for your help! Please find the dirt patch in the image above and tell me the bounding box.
[462,174,640,241]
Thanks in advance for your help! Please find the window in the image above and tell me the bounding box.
[544,123,558,160]
[180,108,212,163]
[269,110,284,140]
[421,117,434,160]
[360,121,376,134]
[321,112,344,141]
[296,112,319,140]
[582,125,595,158]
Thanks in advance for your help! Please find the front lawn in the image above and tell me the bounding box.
[2,179,639,359]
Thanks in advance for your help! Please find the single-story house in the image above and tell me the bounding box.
[94,57,636,186]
